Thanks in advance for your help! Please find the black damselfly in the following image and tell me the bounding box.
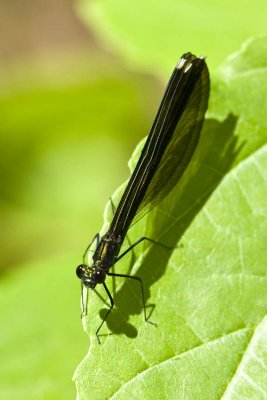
[76,52,210,342]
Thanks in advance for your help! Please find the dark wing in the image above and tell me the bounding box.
[109,53,210,236]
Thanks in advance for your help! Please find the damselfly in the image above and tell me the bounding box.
[76,53,210,342]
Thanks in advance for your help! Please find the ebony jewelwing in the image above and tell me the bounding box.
[76,52,210,342]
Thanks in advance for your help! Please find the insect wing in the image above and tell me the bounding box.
[132,56,210,225]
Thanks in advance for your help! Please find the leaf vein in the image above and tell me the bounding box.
[110,327,250,399]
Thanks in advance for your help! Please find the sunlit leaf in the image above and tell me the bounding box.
[74,38,267,400]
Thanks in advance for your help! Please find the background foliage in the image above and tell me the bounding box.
[0,0,266,399]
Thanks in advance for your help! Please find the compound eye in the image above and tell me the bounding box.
[95,269,106,283]
[76,264,86,279]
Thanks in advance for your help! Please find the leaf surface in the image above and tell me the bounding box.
[74,38,267,400]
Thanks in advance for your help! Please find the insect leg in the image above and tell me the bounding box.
[107,272,155,324]
[115,236,172,263]
[109,196,116,215]
[81,281,89,318]
[82,233,100,264]
[96,282,114,344]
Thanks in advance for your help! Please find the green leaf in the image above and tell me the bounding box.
[74,38,267,399]
[77,0,267,72]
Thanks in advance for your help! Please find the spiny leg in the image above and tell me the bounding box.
[115,236,173,263]
[83,233,100,264]
[96,282,114,344]
[110,236,172,323]
[93,287,109,305]
[109,196,116,216]
[107,272,156,325]
[81,282,89,318]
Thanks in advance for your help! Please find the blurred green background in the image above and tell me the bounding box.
[0,0,266,399]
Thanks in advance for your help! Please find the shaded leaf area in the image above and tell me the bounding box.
[74,39,267,399]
